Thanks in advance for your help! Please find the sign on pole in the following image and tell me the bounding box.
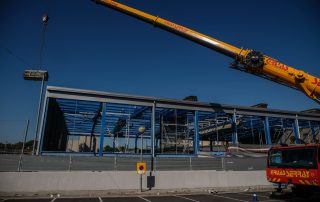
[136,162,146,175]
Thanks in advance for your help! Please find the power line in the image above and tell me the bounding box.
[0,45,31,67]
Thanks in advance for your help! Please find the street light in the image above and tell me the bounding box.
[23,70,49,155]
[138,126,145,192]
[23,12,49,155]
[138,126,146,161]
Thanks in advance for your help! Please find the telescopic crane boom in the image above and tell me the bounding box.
[93,0,320,103]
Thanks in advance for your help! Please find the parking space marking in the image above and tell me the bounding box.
[174,195,200,202]
[138,196,152,202]
[209,194,247,202]
[54,197,101,202]
[236,192,269,198]
[1,199,53,202]
[98,197,103,202]
[254,192,273,197]
[1,198,52,202]
[50,198,57,202]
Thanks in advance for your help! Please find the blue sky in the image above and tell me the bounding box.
[1,0,319,143]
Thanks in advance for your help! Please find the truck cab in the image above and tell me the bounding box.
[266,144,320,197]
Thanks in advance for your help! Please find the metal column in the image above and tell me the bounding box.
[263,116,272,145]
[37,94,49,155]
[280,118,285,143]
[32,76,45,155]
[293,115,300,144]
[194,111,199,155]
[232,110,238,144]
[99,102,106,157]
[151,102,155,158]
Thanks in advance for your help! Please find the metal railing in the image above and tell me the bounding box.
[0,154,266,172]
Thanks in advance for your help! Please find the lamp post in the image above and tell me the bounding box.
[23,70,49,155]
[138,126,145,192]
[24,13,49,155]
[138,126,146,161]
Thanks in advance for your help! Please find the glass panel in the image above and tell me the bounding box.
[268,117,295,145]
[104,103,152,154]
[310,121,320,143]
[43,98,102,153]
[268,117,285,144]
[236,115,266,145]
[155,108,194,155]
[298,120,313,143]
[198,111,233,153]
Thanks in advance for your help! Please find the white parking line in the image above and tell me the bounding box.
[1,198,54,201]
[50,198,57,202]
[175,195,200,202]
[236,192,269,198]
[138,196,152,202]
[209,194,247,202]
[98,196,103,202]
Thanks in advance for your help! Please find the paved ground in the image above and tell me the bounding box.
[1,191,320,202]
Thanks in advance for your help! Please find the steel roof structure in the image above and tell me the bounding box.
[37,86,320,156]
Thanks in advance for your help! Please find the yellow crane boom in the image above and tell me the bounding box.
[93,0,320,103]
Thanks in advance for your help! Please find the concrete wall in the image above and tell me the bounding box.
[0,170,270,193]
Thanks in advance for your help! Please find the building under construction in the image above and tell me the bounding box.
[37,86,320,156]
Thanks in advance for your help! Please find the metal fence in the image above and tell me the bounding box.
[0,154,266,172]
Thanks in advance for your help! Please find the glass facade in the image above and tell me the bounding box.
[39,87,320,156]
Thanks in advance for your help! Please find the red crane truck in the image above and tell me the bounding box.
[267,144,320,197]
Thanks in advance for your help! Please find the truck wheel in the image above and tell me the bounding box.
[292,185,314,198]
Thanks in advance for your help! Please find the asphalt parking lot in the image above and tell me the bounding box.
[1,191,320,202]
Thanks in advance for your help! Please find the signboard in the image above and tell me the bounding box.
[23,70,48,81]
[136,162,146,175]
